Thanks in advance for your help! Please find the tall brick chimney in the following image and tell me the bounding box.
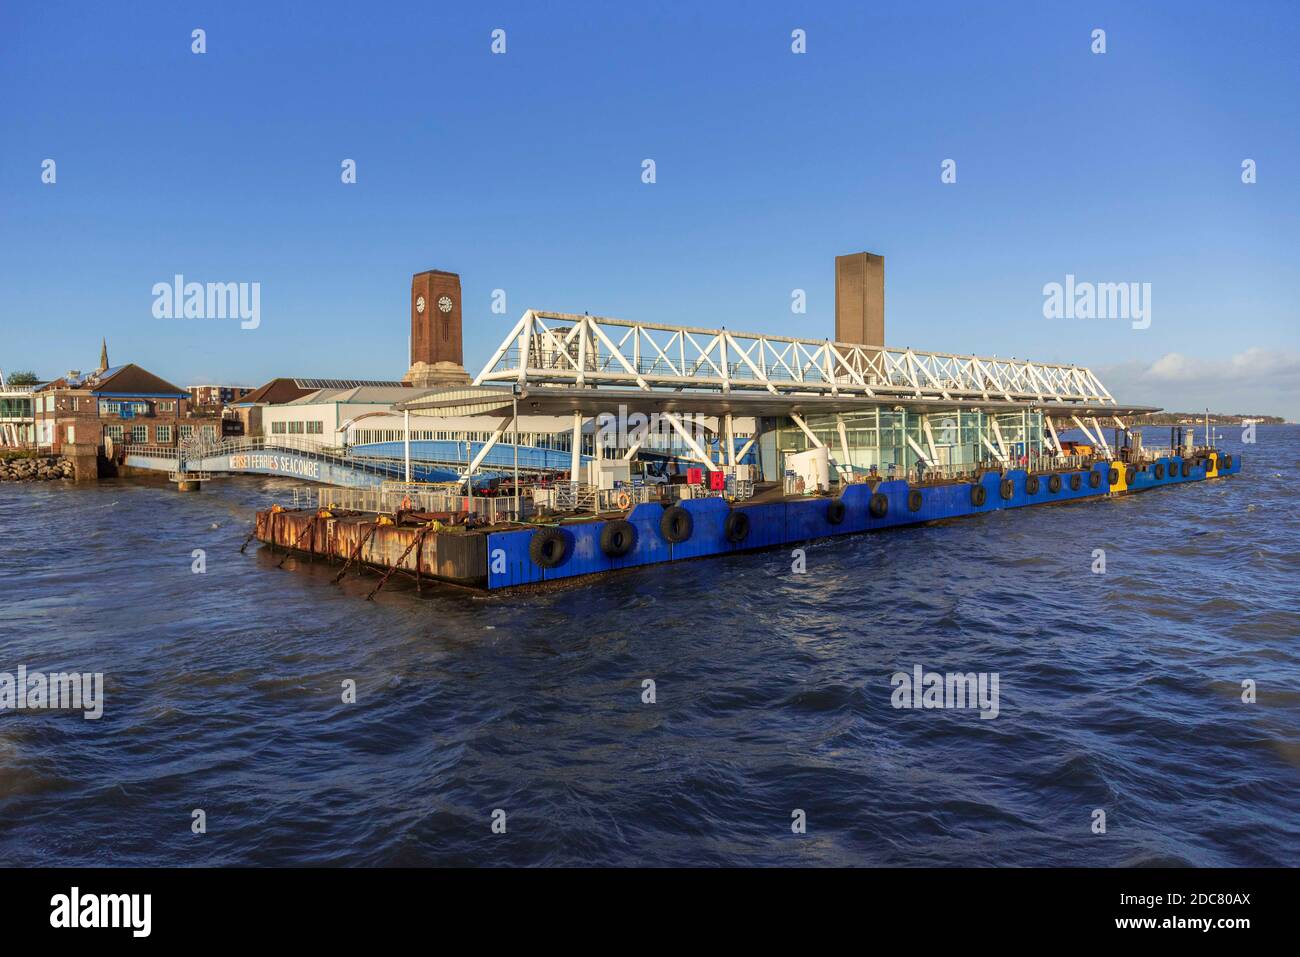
[835,252,884,347]
[403,269,471,387]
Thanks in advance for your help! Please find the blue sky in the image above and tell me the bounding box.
[2,1,1297,417]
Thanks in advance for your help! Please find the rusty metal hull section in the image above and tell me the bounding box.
[255,511,487,588]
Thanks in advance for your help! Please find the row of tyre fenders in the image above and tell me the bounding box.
[485,452,1240,589]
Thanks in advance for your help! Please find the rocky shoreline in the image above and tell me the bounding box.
[0,455,75,481]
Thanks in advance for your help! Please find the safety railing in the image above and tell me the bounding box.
[119,444,180,460]
[287,484,532,525]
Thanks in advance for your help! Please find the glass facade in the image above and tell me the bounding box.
[0,395,33,419]
[760,408,1047,480]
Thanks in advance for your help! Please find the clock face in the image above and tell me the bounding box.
[415,296,425,314]
[437,296,453,313]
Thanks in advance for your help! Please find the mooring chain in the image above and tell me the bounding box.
[365,525,431,601]
[276,514,318,569]
[332,523,378,585]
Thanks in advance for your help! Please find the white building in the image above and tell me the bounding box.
[260,386,424,446]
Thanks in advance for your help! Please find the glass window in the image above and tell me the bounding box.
[271,421,286,434]
[179,424,194,440]
[105,425,124,442]
[155,425,173,443]
[201,425,217,440]
[131,425,148,443]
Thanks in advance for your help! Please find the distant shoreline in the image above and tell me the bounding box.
[1129,413,1292,426]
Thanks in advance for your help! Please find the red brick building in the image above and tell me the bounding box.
[35,362,225,454]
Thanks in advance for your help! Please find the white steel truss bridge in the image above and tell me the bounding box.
[474,310,1118,407]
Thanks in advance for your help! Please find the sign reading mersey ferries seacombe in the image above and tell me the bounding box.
[229,453,321,479]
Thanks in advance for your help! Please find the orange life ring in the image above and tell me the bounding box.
[615,491,632,510]
[400,495,412,511]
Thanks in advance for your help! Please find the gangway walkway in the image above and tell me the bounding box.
[119,436,564,488]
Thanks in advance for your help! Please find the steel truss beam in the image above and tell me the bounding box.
[475,310,1117,408]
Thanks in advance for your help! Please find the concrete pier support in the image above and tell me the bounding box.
[65,443,100,483]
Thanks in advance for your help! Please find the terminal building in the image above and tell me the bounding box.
[439,251,1142,491]
[174,254,1143,494]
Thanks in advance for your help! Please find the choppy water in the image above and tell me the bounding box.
[1,426,1297,866]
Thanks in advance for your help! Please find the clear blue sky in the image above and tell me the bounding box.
[2,1,1297,417]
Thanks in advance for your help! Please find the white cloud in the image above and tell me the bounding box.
[1095,347,1300,420]
[1145,348,1300,382]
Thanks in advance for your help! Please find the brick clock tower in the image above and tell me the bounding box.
[403,269,472,387]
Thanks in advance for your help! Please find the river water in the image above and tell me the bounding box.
[1,427,1296,866]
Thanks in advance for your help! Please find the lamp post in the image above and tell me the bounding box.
[403,408,411,483]
[512,382,521,521]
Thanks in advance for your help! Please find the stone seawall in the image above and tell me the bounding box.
[0,455,74,482]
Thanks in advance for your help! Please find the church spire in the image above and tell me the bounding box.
[98,337,109,372]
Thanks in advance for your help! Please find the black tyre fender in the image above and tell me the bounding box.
[869,492,889,518]
[970,484,987,507]
[1025,475,1040,495]
[723,510,750,544]
[599,519,637,558]
[529,527,570,568]
[1089,470,1101,488]
[660,505,693,543]
[1222,454,1232,469]
[907,488,923,512]
[1154,463,1165,480]
[1108,467,1120,485]
[1048,474,1062,493]
[1125,467,1136,485]
[1069,474,1081,492]
[999,478,1014,500]
[827,499,846,525]
[1182,460,1191,478]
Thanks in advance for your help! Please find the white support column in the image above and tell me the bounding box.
[459,417,509,485]
[622,436,646,461]
[1043,414,1063,454]
[789,414,825,448]
[921,415,938,463]
[836,415,852,471]
[989,415,1010,460]
[980,433,1009,467]
[726,413,737,468]
[570,411,584,480]
[906,434,930,465]
[403,409,411,482]
[1070,414,1099,446]
[662,412,720,471]
[1089,417,1112,458]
